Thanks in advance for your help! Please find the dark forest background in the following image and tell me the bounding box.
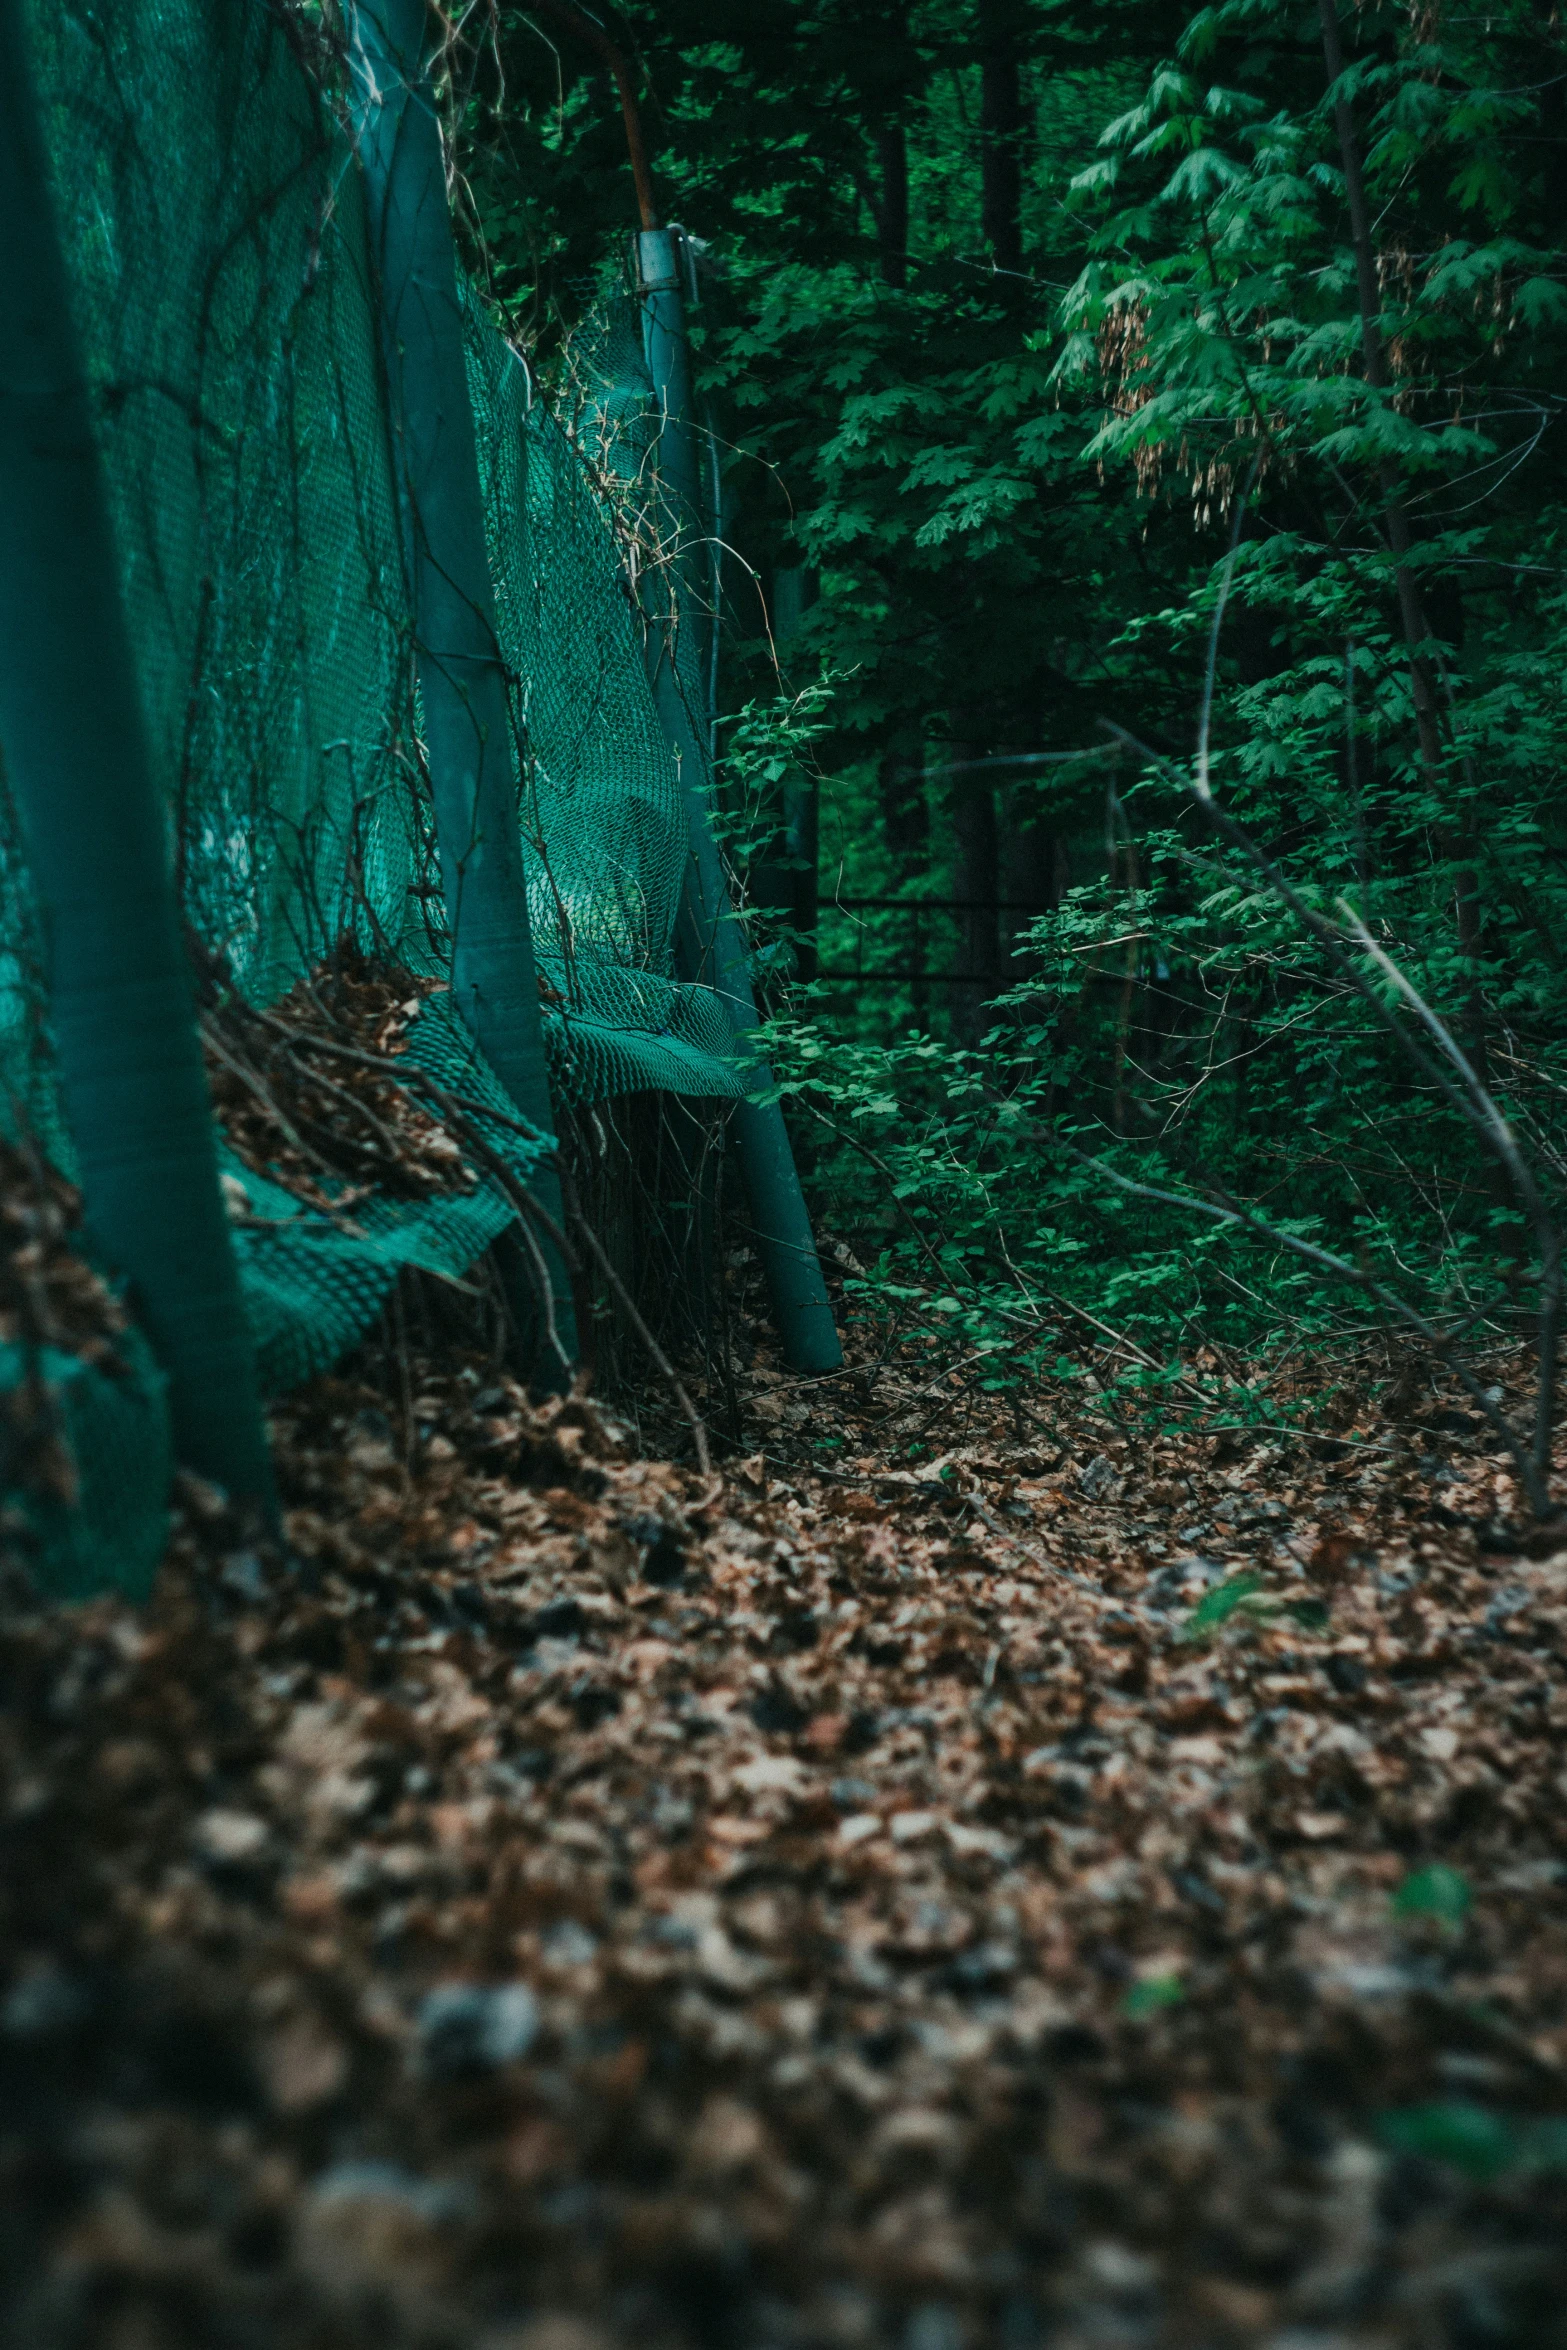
[454,0,1567,1408]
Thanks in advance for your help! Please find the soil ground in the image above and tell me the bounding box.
[4,1310,1567,2350]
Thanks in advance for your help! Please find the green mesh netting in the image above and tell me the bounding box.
[570,258,722,780]
[463,291,745,1106]
[226,990,551,1398]
[0,0,748,1598]
[0,1329,172,1606]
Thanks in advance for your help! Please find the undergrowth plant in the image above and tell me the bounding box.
[731,0,1567,1467]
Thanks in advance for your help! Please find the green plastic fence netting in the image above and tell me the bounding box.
[0,0,747,1599]
[224,990,552,1399]
[0,1329,172,1607]
[462,290,746,1105]
[567,256,725,850]
[0,993,549,1604]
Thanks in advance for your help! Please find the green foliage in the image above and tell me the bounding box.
[1377,2102,1567,2183]
[1393,1865,1473,1933]
[713,678,838,871]
[1123,1972,1185,2017]
[1182,1572,1264,1639]
[458,0,1567,1367]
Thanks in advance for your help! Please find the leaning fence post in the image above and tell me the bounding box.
[633,228,843,1377]
[347,0,577,1375]
[0,0,274,1521]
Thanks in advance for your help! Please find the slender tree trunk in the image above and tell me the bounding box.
[948,729,998,1043]
[1539,0,1567,228]
[772,568,821,986]
[749,569,821,993]
[1316,0,1444,777]
[866,2,911,290]
[1318,0,1488,1076]
[978,0,1025,278]
[998,776,1057,978]
[879,737,928,879]
[1342,640,1370,888]
[784,769,821,991]
[881,736,929,1020]
[873,122,909,288]
[1109,831,1141,1134]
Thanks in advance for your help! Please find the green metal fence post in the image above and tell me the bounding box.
[0,0,274,1519]
[633,228,842,1376]
[347,0,576,1375]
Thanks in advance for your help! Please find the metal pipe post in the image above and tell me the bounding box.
[347,0,576,1375]
[0,0,274,1517]
[634,229,841,1375]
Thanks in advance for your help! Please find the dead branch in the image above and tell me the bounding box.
[1051,1131,1556,1519]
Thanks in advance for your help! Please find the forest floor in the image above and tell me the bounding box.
[4,1299,1567,2350]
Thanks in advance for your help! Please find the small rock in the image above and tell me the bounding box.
[539,1920,598,1969]
[832,1777,877,1808]
[1079,1454,1117,1500]
[1082,2238,1157,2299]
[298,2160,472,2298]
[192,1807,270,1866]
[1,1962,91,2041]
[416,1981,539,2077]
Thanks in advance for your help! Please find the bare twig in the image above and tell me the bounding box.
[1101,715,1561,1506]
[526,1177,713,1477]
[284,1028,709,1465]
[529,0,660,230]
[1051,1130,1555,1517]
[1336,904,1562,1480]
[200,1015,316,1169]
[1101,721,1481,1126]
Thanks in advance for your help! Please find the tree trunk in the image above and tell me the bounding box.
[998,776,1059,981]
[978,0,1025,279]
[873,122,909,288]
[948,732,998,1042]
[879,737,928,880]
[772,568,821,985]
[1316,0,1444,779]
[1318,0,1488,1079]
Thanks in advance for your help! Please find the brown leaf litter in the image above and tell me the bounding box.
[2,1318,1567,2350]
[201,943,477,1216]
[0,1138,131,1506]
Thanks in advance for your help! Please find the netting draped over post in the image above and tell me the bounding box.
[0,0,767,1597]
[0,0,272,1550]
[578,231,842,1376]
[464,298,748,1105]
[346,0,576,1372]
